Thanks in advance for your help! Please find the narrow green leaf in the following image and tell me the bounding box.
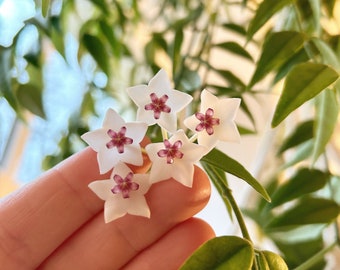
[50,17,66,59]
[266,197,340,231]
[180,236,254,270]
[278,119,314,154]
[42,0,51,17]
[222,23,246,36]
[258,250,289,270]
[270,168,329,207]
[312,89,338,164]
[249,31,305,88]
[201,162,233,220]
[280,140,313,170]
[271,62,339,127]
[322,0,336,16]
[16,84,45,118]
[312,38,340,69]
[99,20,121,59]
[172,29,183,76]
[178,68,201,92]
[214,42,253,61]
[0,48,20,114]
[214,69,246,88]
[201,148,271,202]
[82,34,110,75]
[274,236,326,269]
[273,48,310,84]
[89,0,110,15]
[309,0,321,36]
[247,0,294,40]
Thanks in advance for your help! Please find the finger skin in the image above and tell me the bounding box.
[37,167,211,269]
[0,146,149,270]
[122,218,215,270]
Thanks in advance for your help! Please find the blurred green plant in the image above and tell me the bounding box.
[2,0,340,269]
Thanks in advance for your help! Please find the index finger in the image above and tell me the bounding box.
[0,147,113,269]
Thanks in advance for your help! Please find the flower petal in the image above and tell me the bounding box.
[82,108,147,174]
[145,130,206,186]
[148,69,172,92]
[88,180,114,201]
[126,69,193,132]
[89,163,151,223]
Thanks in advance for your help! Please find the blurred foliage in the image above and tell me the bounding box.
[2,0,340,269]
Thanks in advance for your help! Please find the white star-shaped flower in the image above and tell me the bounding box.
[184,89,241,151]
[81,108,148,174]
[145,130,206,187]
[88,162,151,222]
[127,69,193,133]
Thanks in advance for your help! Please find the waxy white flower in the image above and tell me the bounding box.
[184,89,241,151]
[81,108,148,174]
[145,130,206,187]
[127,69,193,133]
[89,162,151,222]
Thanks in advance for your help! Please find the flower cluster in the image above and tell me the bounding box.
[81,69,241,223]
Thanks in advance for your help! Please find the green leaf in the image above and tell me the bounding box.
[201,148,271,202]
[99,20,121,59]
[178,68,201,92]
[82,33,110,75]
[0,48,19,114]
[312,38,340,69]
[172,29,183,76]
[214,42,253,61]
[322,0,336,16]
[180,236,254,270]
[270,168,329,207]
[222,23,247,36]
[50,17,66,59]
[309,0,321,35]
[42,0,51,17]
[266,197,340,231]
[249,31,305,88]
[271,62,339,127]
[201,162,233,220]
[280,140,314,170]
[16,83,46,118]
[312,89,338,164]
[214,69,246,88]
[273,48,310,84]
[247,0,294,40]
[274,236,326,269]
[278,119,314,154]
[89,0,110,15]
[257,250,289,270]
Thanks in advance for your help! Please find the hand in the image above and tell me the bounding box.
[0,147,214,269]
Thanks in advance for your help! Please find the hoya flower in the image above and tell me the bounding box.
[81,108,148,174]
[89,162,151,222]
[145,130,206,187]
[127,69,193,133]
[184,89,241,151]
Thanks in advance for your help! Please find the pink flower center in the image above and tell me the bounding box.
[195,108,220,135]
[157,139,184,164]
[106,126,133,153]
[111,172,139,198]
[144,93,171,119]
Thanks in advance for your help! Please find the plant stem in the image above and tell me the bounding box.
[293,241,337,270]
[224,186,252,242]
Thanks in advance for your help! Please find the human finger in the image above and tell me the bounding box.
[37,166,211,269]
[0,146,150,269]
[122,218,215,270]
